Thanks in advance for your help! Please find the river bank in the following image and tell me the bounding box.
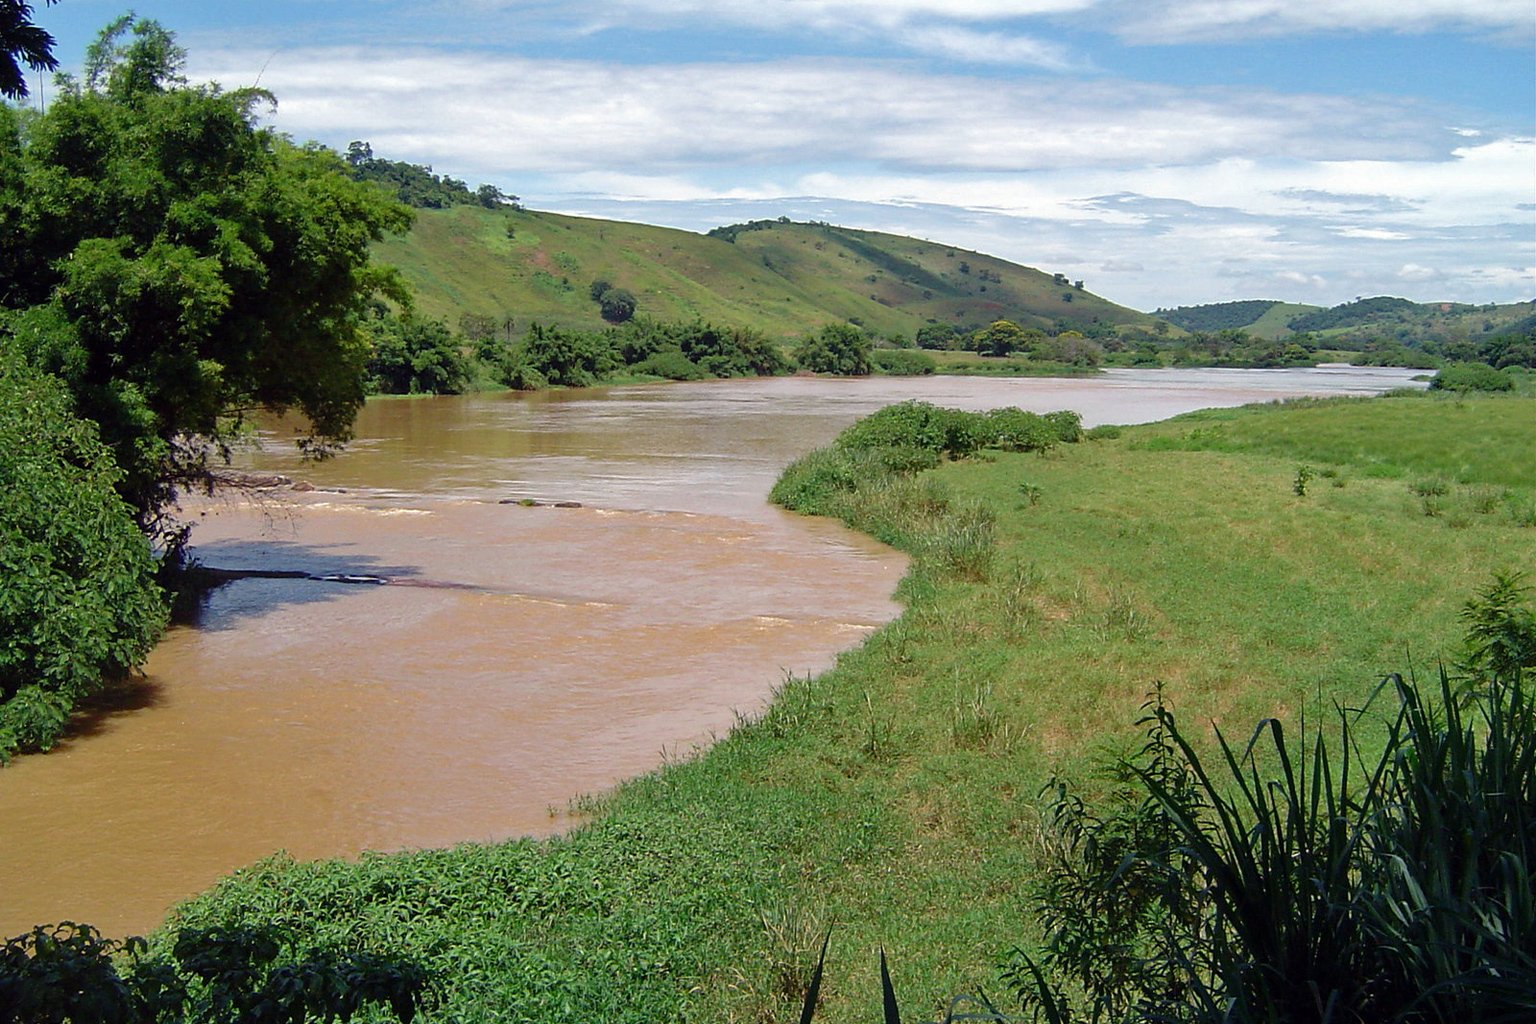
[156,390,1533,1022]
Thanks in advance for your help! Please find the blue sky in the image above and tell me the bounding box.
[31,0,1536,311]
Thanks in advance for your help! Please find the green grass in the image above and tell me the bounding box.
[161,394,1536,1022]
[374,207,1159,343]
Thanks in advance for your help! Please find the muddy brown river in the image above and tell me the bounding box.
[0,367,1423,937]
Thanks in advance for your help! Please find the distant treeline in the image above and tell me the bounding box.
[344,141,518,210]
[1156,300,1283,333]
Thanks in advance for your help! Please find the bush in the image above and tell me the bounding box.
[366,314,471,395]
[0,357,166,761]
[1430,362,1515,392]
[836,401,984,457]
[871,349,937,376]
[633,349,707,381]
[0,921,431,1023]
[794,323,872,376]
[978,408,1060,453]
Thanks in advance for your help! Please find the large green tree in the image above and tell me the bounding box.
[0,17,412,552]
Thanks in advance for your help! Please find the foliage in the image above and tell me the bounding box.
[0,0,57,99]
[518,322,621,387]
[1155,300,1284,334]
[0,921,431,1023]
[1287,296,1424,333]
[344,140,516,210]
[1011,621,1536,1024]
[632,348,707,381]
[971,320,1034,358]
[596,287,637,324]
[365,313,471,395]
[871,348,937,375]
[1430,362,1514,393]
[837,401,986,457]
[0,356,165,762]
[676,322,787,377]
[0,19,412,553]
[1458,571,1536,682]
[795,323,873,376]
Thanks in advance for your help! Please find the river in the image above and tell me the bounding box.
[0,366,1424,937]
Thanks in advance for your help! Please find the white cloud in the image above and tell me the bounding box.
[1079,0,1531,42]
[204,48,1457,180]
[1336,227,1413,240]
[1397,263,1441,281]
[902,26,1088,70]
[470,0,1533,46]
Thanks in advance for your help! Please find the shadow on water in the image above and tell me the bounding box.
[169,539,429,631]
[46,676,167,753]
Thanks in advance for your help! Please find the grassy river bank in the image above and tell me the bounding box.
[163,391,1535,1023]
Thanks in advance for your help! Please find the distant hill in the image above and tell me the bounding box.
[373,206,1162,340]
[1157,296,1534,345]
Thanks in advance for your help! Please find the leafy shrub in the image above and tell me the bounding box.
[836,401,983,457]
[0,357,166,761]
[366,314,471,395]
[794,323,872,376]
[1430,362,1515,392]
[871,349,937,376]
[520,323,621,387]
[633,349,707,381]
[978,408,1060,454]
[1043,410,1083,443]
[0,921,431,1023]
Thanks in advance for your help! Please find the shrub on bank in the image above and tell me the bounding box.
[0,357,166,761]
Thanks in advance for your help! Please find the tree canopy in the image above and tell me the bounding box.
[0,18,412,551]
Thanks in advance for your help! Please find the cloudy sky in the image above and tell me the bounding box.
[34,1,1536,311]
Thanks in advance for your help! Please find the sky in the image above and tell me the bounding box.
[29,0,1536,312]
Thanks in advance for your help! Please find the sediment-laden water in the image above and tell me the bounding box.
[0,367,1424,936]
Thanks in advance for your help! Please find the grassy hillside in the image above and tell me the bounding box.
[373,206,1161,340]
[168,392,1535,1023]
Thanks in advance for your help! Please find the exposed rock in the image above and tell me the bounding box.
[212,469,292,489]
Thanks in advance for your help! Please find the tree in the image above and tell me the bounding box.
[972,319,1029,357]
[915,323,957,350]
[0,0,57,99]
[0,354,166,762]
[597,287,637,324]
[794,323,872,376]
[366,314,471,395]
[1,18,412,553]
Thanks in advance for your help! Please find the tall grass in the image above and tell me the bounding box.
[1011,576,1536,1022]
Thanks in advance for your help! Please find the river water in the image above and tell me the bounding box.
[0,367,1423,937]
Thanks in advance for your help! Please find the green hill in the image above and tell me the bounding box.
[1157,296,1535,345]
[374,206,1161,339]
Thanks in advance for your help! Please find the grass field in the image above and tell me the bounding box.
[165,392,1535,1022]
